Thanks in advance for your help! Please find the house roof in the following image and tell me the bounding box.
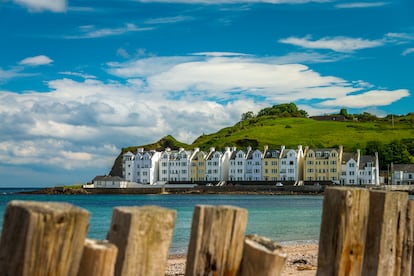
[393,164,414,173]
[280,148,297,159]
[307,148,338,159]
[207,150,222,160]
[263,149,281,159]
[342,152,358,164]
[359,155,376,169]
[192,151,207,161]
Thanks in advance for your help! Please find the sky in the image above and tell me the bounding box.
[0,0,413,187]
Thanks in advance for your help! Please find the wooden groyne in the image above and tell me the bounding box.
[1,187,414,275]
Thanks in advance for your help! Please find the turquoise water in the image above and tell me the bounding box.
[0,189,323,254]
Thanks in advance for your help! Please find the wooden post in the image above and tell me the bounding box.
[401,200,414,276]
[77,239,118,276]
[238,234,287,276]
[317,187,370,276]
[362,190,408,276]
[0,200,90,276]
[185,205,248,276]
[107,205,176,276]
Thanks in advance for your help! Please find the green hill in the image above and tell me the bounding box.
[109,106,414,176]
[192,116,414,152]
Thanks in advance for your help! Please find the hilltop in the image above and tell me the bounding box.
[109,104,414,176]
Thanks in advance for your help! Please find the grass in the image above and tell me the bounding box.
[191,117,414,152]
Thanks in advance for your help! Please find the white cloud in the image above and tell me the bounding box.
[65,24,153,39]
[0,53,410,179]
[13,0,67,12]
[319,89,410,108]
[59,71,96,79]
[144,16,193,25]
[279,36,383,52]
[335,2,388,9]
[19,55,53,66]
[402,48,414,56]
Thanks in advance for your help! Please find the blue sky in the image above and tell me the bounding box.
[0,0,413,187]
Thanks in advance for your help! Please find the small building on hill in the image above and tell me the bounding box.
[310,115,346,121]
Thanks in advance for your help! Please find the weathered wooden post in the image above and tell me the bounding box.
[77,239,118,276]
[317,187,370,276]
[401,200,414,276]
[107,205,176,276]
[362,190,408,276]
[238,234,287,276]
[185,205,248,276]
[0,200,90,276]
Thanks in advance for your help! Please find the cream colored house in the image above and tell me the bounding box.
[303,146,343,182]
[190,149,207,181]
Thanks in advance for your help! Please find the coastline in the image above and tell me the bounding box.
[166,243,318,275]
[19,185,325,195]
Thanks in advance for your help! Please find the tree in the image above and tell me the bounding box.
[339,108,348,117]
[241,111,255,121]
[256,103,308,118]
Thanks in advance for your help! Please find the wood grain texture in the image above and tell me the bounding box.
[107,205,176,276]
[238,234,287,276]
[185,205,248,276]
[77,239,118,276]
[0,200,90,276]
[401,200,414,276]
[362,190,408,276]
[317,187,370,276]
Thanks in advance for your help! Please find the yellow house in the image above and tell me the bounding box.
[190,150,207,181]
[262,146,284,181]
[303,146,343,182]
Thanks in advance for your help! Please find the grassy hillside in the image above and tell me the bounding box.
[192,116,414,152]
[110,113,414,176]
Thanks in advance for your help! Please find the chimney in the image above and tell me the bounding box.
[264,145,269,155]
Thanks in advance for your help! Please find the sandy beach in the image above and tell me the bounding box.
[166,243,318,275]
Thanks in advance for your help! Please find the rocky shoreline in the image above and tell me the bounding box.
[165,243,318,275]
[20,184,325,195]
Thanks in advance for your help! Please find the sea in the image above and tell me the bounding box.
[0,188,323,254]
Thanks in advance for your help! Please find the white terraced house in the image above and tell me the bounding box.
[205,147,233,182]
[123,151,135,182]
[229,147,249,181]
[340,152,359,185]
[159,148,195,182]
[122,149,161,184]
[340,150,380,185]
[120,145,381,185]
[358,153,380,185]
[245,147,263,181]
[279,145,304,182]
